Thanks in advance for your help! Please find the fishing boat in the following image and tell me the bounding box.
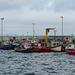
[65,42,75,54]
[50,41,62,52]
[15,42,32,53]
[11,39,21,48]
[32,41,63,52]
[15,47,32,53]
[32,43,51,52]
[33,47,51,52]
[0,39,21,50]
[51,45,62,52]
[0,44,13,50]
[31,38,39,46]
[66,49,75,54]
[0,41,14,50]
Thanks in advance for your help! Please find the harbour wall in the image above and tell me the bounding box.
[0,35,73,42]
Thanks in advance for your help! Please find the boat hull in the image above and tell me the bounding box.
[32,48,51,52]
[66,49,75,54]
[0,44,13,50]
[51,45,62,52]
[15,48,32,53]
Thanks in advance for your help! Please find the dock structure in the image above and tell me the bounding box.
[0,35,73,42]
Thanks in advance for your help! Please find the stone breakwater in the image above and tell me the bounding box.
[0,35,72,42]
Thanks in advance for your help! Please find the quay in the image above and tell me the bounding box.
[0,35,73,42]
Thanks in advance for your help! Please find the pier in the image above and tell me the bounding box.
[0,35,73,42]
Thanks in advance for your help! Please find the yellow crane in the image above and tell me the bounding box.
[46,28,54,43]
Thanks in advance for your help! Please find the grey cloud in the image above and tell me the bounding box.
[0,0,30,11]
[0,0,52,11]
[52,0,75,12]
[0,0,75,36]
[0,0,75,12]
[29,0,75,12]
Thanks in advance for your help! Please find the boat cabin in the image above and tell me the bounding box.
[65,42,75,50]
[21,42,31,49]
[51,41,62,47]
[31,39,39,44]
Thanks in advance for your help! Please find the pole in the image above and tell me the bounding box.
[61,16,63,41]
[1,18,4,42]
[46,30,48,43]
[32,23,35,38]
[54,30,56,41]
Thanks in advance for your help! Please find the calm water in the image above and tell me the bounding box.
[0,50,75,75]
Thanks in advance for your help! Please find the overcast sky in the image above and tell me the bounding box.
[0,0,75,36]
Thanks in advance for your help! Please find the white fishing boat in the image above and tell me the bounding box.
[51,45,62,52]
[50,41,62,52]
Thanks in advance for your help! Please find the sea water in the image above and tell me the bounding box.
[0,50,75,75]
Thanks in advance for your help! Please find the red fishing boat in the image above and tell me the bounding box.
[65,42,75,54]
[66,49,75,54]
[33,47,51,52]
[31,39,39,46]
[32,41,63,52]
[32,43,51,52]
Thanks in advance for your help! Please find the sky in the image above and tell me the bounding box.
[0,0,75,36]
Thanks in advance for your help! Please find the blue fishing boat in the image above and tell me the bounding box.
[15,47,32,53]
[0,41,20,50]
[0,44,13,50]
[14,42,32,53]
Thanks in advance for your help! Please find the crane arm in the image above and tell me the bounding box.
[46,28,54,43]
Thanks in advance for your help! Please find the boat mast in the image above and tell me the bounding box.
[32,23,35,38]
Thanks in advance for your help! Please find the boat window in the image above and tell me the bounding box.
[69,45,71,47]
[57,43,58,45]
[53,43,56,46]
